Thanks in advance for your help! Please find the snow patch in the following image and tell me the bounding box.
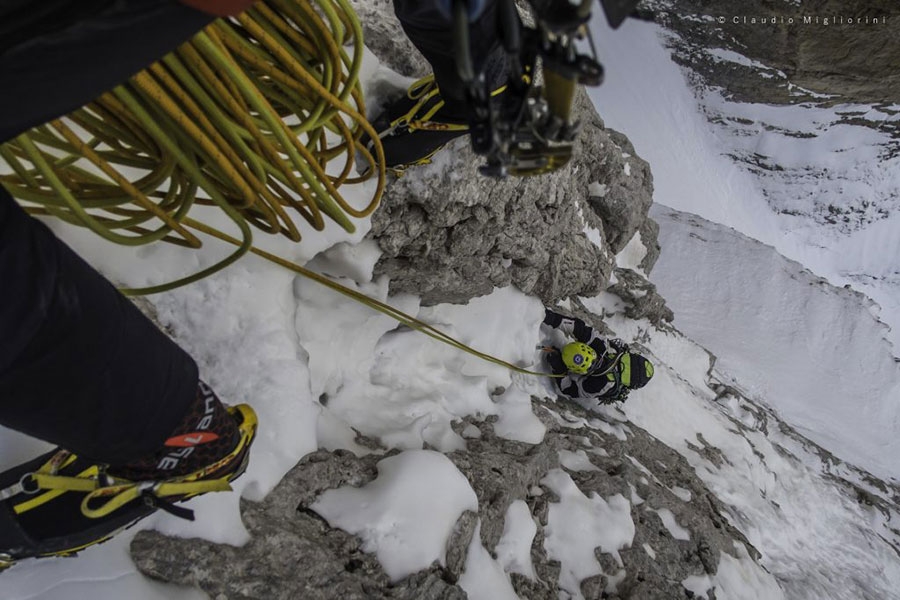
[459,521,519,600]
[494,500,538,580]
[715,543,785,600]
[670,486,692,502]
[311,450,478,580]
[588,181,609,197]
[682,573,713,599]
[652,507,691,541]
[615,231,648,273]
[558,449,600,472]
[492,385,547,444]
[542,469,634,599]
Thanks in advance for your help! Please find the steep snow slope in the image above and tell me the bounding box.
[589,14,900,476]
[589,289,900,600]
[649,205,900,482]
[588,14,900,351]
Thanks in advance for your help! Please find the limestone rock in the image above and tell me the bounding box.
[347,0,429,78]
[131,399,758,600]
[132,449,466,600]
[609,267,675,326]
[351,1,660,306]
[368,90,659,307]
[587,128,655,255]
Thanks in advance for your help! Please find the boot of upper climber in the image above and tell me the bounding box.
[364,75,471,173]
[0,382,257,570]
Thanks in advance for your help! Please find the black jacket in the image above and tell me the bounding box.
[542,309,627,402]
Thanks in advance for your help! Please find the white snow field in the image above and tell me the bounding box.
[589,15,900,478]
[4,16,900,600]
[589,15,900,349]
[649,206,900,482]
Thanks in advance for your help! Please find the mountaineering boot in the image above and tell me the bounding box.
[0,382,257,570]
[107,381,241,481]
[364,75,471,173]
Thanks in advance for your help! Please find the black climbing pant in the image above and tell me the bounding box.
[0,0,213,465]
[393,0,508,121]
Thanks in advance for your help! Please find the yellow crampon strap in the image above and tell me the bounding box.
[387,75,469,133]
[20,471,232,520]
[390,73,514,134]
[29,473,101,494]
[80,478,232,519]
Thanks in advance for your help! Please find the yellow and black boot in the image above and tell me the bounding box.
[0,384,256,570]
[366,75,471,173]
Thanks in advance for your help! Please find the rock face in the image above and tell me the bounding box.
[354,1,659,308]
[132,398,755,599]
[348,0,429,79]
[368,90,656,308]
[642,0,900,107]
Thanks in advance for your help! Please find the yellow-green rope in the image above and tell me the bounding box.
[1,0,384,295]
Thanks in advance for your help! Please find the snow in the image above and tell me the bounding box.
[682,573,713,599]
[311,450,478,581]
[461,423,482,439]
[588,181,609,197]
[492,385,547,444]
[649,206,900,482]
[715,543,785,600]
[670,486,692,502]
[541,469,634,599]
[494,500,538,580]
[458,521,519,600]
[557,449,600,472]
[706,48,779,73]
[652,508,691,541]
[615,231,648,274]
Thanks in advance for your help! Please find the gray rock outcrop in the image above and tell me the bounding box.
[132,397,756,599]
[352,0,660,307]
[368,90,656,307]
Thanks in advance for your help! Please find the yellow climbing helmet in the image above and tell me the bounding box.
[561,342,597,375]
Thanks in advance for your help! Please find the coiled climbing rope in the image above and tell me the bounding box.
[0,0,557,378]
[1,0,384,294]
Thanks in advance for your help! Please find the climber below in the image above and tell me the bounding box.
[541,308,654,404]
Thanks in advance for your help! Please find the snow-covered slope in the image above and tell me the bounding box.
[589,14,900,478]
[589,15,900,353]
[650,205,900,482]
